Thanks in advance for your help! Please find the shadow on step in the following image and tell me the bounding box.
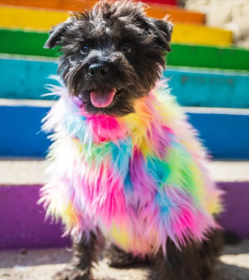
[217,261,249,280]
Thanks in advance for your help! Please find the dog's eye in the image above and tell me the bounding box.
[81,45,90,54]
[122,44,134,54]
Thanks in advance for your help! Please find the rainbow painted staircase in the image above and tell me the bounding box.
[0,0,249,251]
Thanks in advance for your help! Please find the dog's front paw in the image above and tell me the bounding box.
[53,268,90,280]
[105,244,143,268]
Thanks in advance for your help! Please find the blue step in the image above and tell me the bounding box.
[1,57,249,108]
[0,100,249,159]
[163,67,249,108]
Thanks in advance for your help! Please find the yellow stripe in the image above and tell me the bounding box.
[172,23,232,47]
[0,5,232,47]
[0,5,68,31]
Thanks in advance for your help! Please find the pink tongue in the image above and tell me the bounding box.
[90,88,115,108]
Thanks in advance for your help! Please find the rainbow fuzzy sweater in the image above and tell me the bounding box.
[40,81,223,256]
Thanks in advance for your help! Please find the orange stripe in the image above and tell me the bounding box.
[146,5,205,24]
[0,0,62,10]
[0,0,205,24]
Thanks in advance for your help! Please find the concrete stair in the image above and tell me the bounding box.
[0,159,249,250]
[1,98,249,158]
[0,2,204,23]
[0,0,248,266]
[1,30,249,70]
[0,0,177,12]
[0,4,232,46]
[1,242,249,280]
[1,57,249,109]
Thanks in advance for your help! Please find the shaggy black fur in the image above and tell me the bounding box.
[44,0,172,116]
[150,230,223,280]
[44,1,223,280]
[105,230,223,280]
[105,243,149,267]
[54,232,102,280]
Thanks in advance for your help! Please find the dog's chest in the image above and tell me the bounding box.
[77,137,159,253]
[80,137,155,217]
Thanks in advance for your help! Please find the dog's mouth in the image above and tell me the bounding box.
[89,87,124,108]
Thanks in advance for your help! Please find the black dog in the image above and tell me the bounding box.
[44,1,223,279]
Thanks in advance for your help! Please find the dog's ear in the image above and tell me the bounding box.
[44,20,70,49]
[148,18,173,52]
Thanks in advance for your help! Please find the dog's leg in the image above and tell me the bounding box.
[150,240,202,280]
[105,243,144,268]
[149,230,223,280]
[54,232,100,280]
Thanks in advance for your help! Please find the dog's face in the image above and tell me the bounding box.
[45,0,173,116]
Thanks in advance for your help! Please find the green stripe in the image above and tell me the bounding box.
[2,28,249,71]
[168,44,249,71]
[1,29,57,57]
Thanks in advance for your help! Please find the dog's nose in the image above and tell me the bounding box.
[88,63,109,78]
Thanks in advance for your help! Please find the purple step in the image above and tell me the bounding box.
[0,160,248,251]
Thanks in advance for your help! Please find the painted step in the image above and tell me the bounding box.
[0,159,249,250]
[138,0,178,4]
[0,0,177,11]
[0,100,249,159]
[143,5,205,24]
[0,4,203,29]
[0,29,57,58]
[1,244,249,278]
[1,28,248,71]
[0,5,68,31]
[172,23,232,47]
[167,44,249,71]
[163,67,249,108]
[0,160,69,250]
[0,5,231,46]
[1,57,249,109]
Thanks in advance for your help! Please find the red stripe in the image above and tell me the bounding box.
[144,0,177,5]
